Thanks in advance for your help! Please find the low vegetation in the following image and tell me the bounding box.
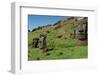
[28,17,88,60]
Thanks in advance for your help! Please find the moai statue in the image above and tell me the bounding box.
[73,29,76,38]
[84,22,88,40]
[39,32,48,53]
[78,27,85,41]
[32,38,39,48]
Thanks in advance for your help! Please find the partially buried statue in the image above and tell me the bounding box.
[39,32,48,53]
[32,38,39,48]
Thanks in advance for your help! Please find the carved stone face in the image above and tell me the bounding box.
[41,32,47,37]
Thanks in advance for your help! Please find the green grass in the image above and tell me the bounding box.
[28,22,88,60]
[28,46,88,60]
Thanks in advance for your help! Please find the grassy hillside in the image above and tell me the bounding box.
[28,17,88,60]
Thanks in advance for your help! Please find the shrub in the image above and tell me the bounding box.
[36,57,40,60]
[46,53,51,56]
[57,35,62,38]
[28,30,30,32]
[58,52,63,56]
[46,30,50,33]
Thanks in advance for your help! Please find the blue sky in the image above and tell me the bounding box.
[28,15,68,31]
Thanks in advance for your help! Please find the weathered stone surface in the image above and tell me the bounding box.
[39,32,48,53]
[70,17,88,41]
[32,38,39,48]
